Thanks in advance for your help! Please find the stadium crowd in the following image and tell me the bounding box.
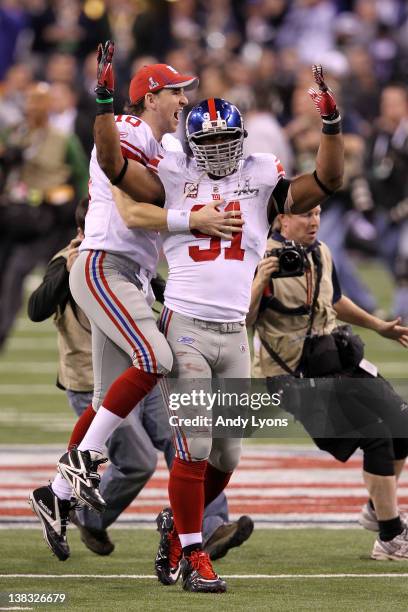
[1,0,408,346]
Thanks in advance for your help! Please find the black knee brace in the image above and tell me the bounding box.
[361,437,395,476]
[392,438,408,460]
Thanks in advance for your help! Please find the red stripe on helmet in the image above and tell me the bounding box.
[207,98,217,120]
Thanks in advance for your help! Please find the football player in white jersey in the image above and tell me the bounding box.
[92,42,344,593]
[28,42,243,563]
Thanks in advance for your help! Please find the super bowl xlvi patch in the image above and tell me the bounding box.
[177,336,195,345]
[184,182,198,198]
[148,76,159,89]
[234,177,259,197]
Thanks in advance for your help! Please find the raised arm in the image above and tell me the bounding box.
[268,65,344,220]
[93,41,164,204]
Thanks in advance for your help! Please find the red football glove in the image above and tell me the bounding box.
[308,65,338,120]
[95,40,115,101]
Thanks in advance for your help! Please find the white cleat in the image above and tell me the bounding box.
[371,527,408,561]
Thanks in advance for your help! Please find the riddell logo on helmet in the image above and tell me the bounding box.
[148,77,159,89]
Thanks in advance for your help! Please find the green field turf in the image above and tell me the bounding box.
[0,529,407,612]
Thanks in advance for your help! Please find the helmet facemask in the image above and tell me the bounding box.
[188,130,244,177]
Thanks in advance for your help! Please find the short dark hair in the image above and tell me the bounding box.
[125,91,161,118]
[75,198,88,231]
[125,98,146,117]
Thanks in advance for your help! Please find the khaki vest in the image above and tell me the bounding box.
[20,126,71,193]
[52,248,93,391]
[255,237,338,377]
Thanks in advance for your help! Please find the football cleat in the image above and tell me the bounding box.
[69,510,114,556]
[28,485,74,561]
[358,502,379,532]
[204,515,254,561]
[181,550,227,593]
[155,507,182,585]
[371,527,408,560]
[57,448,107,513]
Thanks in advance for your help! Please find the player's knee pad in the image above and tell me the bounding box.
[209,439,243,473]
[187,437,212,462]
[392,438,408,460]
[361,437,395,476]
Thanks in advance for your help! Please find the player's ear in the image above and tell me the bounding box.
[145,92,158,110]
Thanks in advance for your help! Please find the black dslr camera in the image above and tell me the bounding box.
[266,240,308,278]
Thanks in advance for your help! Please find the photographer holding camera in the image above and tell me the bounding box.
[248,206,408,561]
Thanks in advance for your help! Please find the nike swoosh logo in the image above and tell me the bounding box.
[170,564,181,582]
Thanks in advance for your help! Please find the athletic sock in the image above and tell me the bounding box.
[204,462,233,507]
[183,542,203,557]
[102,367,157,418]
[68,404,95,450]
[379,516,403,541]
[77,367,157,454]
[51,473,73,501]
[168,457,207,535]
[77,407,123,454]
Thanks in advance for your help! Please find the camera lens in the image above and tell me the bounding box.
[280,250,301,272]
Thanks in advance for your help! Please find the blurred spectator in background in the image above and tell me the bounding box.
[0,64,34,130]
[0,0,29,80]
[0,81,88,349]
[365,84,408,323]
[28,0,111,61]
[276,0,337,63]
[49,81,94,157]
[243,83,293,174]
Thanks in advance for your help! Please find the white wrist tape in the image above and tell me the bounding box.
[166,209,191,232]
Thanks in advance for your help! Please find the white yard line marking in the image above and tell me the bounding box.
[0,607,34,610]
[1,573,408,580]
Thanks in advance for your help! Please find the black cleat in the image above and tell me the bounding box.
[69,511,114,556]
[204,515,254,561]
[155,507,182,585]
[181,550,227,593]
[57,448,107,513]
[28,485,74,561]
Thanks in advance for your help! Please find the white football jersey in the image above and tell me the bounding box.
[81,115,169,273]
[148,152,285,321]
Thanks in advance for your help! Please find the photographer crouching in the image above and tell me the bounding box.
[248,206,408,561]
